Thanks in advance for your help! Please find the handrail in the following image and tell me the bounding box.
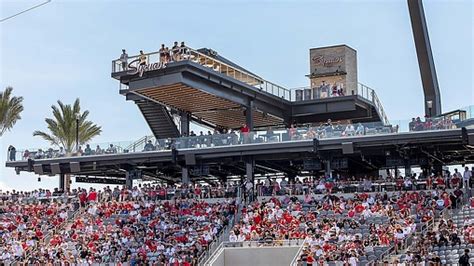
[356,83,389,125]
[202,241,225,266]
[125,135,154,152]
[290,239,308,266]
[199,214,236,265]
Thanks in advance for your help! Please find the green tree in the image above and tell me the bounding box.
[0,86,24,137]
[33,98,102,153]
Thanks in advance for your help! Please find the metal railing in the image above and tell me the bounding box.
[125,135,155,153]
[289,83,389,125]
[290,239,309,266]
[199,215,237,265]
[358,83,390,125]
[112,46,292,100]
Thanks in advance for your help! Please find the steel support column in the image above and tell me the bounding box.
[180,112,190,136]
[325,160,332,178]
[405,164,412,177]
[245,158,255,201]
[59,173,65,192]
[125,171,133,189]
[246,99,254,130]
[407,0,442,116]
[182,166,190,184]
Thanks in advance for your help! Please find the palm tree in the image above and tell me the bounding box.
[33,98,102,153]
[0,86,24,137]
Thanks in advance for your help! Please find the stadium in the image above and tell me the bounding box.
[0,0,473,265]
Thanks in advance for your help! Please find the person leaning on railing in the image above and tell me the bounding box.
[179,41,188,59]
[159,44,166,63]
[171,41,180,61]
[138,50,147,65]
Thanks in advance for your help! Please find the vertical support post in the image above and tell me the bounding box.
[245,157,254,201]
[59,173,65,192]
[180,112,190,136]
[246,99,254,131]
[125,171,133,189]
[182,166,190,184]
[325,160,332,178]
[405,164,412,177]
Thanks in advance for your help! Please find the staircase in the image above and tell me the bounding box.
[136,100,180,139]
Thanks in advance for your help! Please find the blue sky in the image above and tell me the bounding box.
[0,0,472,191]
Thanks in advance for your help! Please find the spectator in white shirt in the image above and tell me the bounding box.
[237,234,246,242]
[229,231,238,242]
[463,166,472,189]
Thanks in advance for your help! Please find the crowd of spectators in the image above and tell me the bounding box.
[0,185,237,264]
[117,41,189,73]
[0,192,78,262]
[400,200,474,265]
[26,198,235,264]
[250,167,472,199]
[409,116,454,132]
[19,144,120,160]
[230,188,461,265]
[0,169,471,264]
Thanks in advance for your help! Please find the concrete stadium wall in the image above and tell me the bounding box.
[211,246,300,266]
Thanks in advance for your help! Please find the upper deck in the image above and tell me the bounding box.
[111,45,389,138]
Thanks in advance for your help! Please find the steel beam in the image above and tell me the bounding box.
[407,0,442,116]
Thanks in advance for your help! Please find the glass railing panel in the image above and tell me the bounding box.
[9,119,464,162]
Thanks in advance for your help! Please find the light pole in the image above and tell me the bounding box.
[427,100,433,118]
[75,113,81,151]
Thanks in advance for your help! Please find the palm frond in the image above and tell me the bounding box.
[34,98,101,152]
[0,87,24,136]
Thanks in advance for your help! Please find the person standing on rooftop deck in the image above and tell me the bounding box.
[138,50,147,65]
[171,41,180,61]
[119,49,128,71]
[7,145,15,161]
[164,46,171,63]
[159,44,166,63]
[319,81,328,98]
[179,41,187,60]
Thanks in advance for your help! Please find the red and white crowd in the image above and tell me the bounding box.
[0,170,470,265]
[0,186,236,265]
[229,189,461,264]
[0,195,75,262]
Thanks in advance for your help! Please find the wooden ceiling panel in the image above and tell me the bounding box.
[138,83,240,113]
[198,109,283,129]
[136,83,282,129]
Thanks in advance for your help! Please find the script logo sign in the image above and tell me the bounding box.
[127,59,167,77]
[312,55,344,66]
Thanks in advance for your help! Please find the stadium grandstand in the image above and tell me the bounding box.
[2,0,474,265]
